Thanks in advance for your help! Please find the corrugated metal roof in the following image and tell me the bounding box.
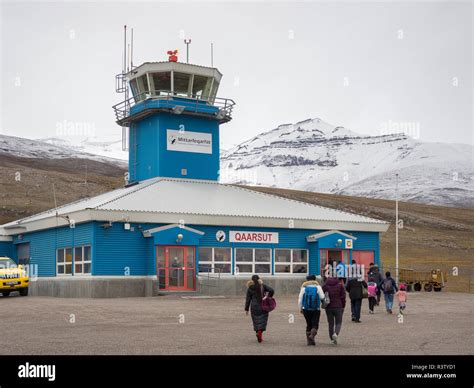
[1,177,387,228]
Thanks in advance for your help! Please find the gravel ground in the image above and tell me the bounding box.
[1,292,472,355]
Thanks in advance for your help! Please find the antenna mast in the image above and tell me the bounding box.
[211,42,214,67]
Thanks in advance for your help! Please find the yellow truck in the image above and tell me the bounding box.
[0,256,29,297]
[399,268,446,292]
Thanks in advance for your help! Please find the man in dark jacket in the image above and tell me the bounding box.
[345,277,367,323]
[322,277,346,344]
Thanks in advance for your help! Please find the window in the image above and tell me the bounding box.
[16,243,30,265]
[136,75,150,100]
[57,246,91,276]
[192,75,213,100]
[151,72,171,94]
[275,249,308,274]
[173,72,192,96]
[198,247,231,274]
[235,248,271,274]
[74,246,92,275]
[57,248,73,275]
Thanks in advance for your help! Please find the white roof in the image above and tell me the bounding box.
[0,177,389,234]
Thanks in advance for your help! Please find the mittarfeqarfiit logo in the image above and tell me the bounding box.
[18,362,56,382]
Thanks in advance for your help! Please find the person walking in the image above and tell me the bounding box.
[368,263,383,305]
[244,275,275,343]
[346,277,367,323]
[298,275,325,346]
[381,271,398,314]
[367,281,378,314]
[322,276,346,345]
[396,283,408,314]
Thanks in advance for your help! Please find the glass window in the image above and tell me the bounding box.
[255,264,271,273]
[293,250,308,263]
[235,248,271,274]
[198,263,212,274]
[151,72,171,94]
[129,79,139,100]
[192,75,213,100]
[74,246,92,275]
[255,249,271,262]
[58,246,91,276]
[209,79,219,102]
[235,264,252,274]
[274,249,308,274]
[57,249,65,263]
[65,248,73,263]
[235,249,253,262]
[198,247,232,274]
[214,248,231,262]
[199,247,212,262]
[157,247,165,268]
[275,249,291,263]
[173,72,192,96]
[135,75,149,100]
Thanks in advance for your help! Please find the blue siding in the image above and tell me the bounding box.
[93,222,155,276]
[129,112,220,183]
[0,241,13,257]
[11,223,94,277]
[7,221,381,277]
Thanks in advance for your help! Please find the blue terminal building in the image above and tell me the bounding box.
[0,54,389,297]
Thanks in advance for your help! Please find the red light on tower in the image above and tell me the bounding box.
[167,50,178,62]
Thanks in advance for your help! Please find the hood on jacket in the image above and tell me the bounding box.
[302,280,320,287]
[247,279,263,288]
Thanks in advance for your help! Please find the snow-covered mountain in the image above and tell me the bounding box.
[220,118,474,207]
[0,134,127,166]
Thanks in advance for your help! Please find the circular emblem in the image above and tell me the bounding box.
[216,230,226,242]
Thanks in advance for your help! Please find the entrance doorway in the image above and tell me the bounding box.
[320,249,350,276]
[156,246,196,291]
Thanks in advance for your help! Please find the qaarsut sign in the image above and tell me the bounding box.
[229,231,279,244]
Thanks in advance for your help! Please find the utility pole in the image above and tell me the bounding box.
[395,173,399,285]
[184,39,191,63]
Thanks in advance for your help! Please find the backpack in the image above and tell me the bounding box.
[302,286,320,311]
[367,282,377,297]
[383,278,393,293]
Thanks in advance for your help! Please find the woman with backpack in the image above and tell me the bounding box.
[322,276,346,344]
[298,275,325,346]
[244,275,275,343]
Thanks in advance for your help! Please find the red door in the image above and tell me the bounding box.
[352,251,375,281]
[156,246,196,291]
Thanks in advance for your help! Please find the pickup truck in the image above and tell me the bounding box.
[0,256,29,296]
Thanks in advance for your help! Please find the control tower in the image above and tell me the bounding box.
[113,50,235,183]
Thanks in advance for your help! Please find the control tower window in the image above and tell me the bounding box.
[151,72,171,95]
[129,79,139,102]
[192,75,213,100]
[173,72,192,97]
[136,75,149,100]
[209,80,220,103]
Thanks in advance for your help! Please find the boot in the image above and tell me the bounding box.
[306,331,312,346]
[256,330,263,343]
[309,328,317,345]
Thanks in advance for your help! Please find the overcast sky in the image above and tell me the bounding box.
[1,1,472,149]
